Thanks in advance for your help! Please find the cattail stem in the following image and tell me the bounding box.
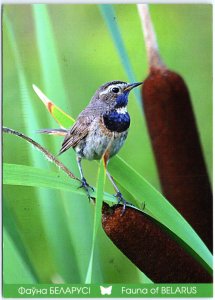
[137,4,165,71]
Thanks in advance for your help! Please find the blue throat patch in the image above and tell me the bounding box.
[103,109,130,133]
[115,92,129,108]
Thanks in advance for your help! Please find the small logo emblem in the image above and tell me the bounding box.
[100,286,112,295]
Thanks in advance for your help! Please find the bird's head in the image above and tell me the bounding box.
[92,81,143,110]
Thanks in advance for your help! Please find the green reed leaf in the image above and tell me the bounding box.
[99,4,142,107]
[4,13,61,282]
[33,5,84,283]
[33,84,74,129]
[33,5,68,105]
[3,163,115,204]
[85,159,106,283]
[3,228,36,284]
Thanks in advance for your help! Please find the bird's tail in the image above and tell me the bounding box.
[36,128,67,136]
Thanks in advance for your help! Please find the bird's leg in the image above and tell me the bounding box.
[76,156,94,200]
[106,170,131,215]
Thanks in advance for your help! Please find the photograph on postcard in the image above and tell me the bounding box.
[2,3,213,298]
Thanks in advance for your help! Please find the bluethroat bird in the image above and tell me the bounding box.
[40,81,142,212]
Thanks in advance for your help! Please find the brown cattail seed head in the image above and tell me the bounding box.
[102,203,212,283]
[142,67,212,251]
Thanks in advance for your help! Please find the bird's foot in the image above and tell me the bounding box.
[79,177,94,201]
[114,192,131,216]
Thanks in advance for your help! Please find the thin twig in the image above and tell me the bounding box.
[137,4,165,70]
[3,127,80,182]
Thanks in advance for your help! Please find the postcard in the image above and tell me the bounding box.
[3,3,213,298]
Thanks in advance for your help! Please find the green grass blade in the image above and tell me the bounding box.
[33,84,74,128]
[5,8,82,280]
[3,14,43,163]
[32,6,86,281]
[3,199,39,282]
[4,13,61,282]
[33,5,68,105]
[3,228,36,284]
[99,4,142,107]
[3,163,115,204]
[109,156,213,272]
[85,159,106,284]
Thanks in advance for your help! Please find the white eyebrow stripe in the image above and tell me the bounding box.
[99,89,109,96]
[100,83,127,96]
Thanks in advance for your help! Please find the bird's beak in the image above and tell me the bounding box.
[124,82,143,92]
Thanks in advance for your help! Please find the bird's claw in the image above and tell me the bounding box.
[114,192,130,216]
[79,177,94,201]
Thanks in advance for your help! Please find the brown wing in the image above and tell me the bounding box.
[59,113,94,155]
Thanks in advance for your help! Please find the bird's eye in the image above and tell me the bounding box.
[112,87,119,93]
